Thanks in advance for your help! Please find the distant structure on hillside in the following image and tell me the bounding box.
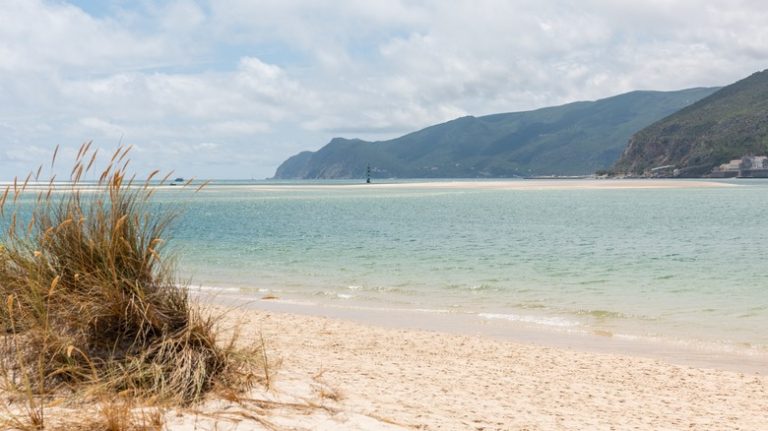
[711,156,768,178]
[648,164,677,177]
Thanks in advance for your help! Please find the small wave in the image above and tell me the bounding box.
[410,308,451,314]
[190,285,245,293]
[576,309,627,319]
[351,285,411,294]
[610,333,768,357]
[576,279,608,285]
[478,313,578,328]
[337,304,451,314]
[313,290,356,300]
[512,302,547,310]
[444,283,496,291]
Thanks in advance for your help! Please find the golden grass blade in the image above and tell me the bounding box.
[21,172,32,193]
[98,164,113,186]
[147,247,161,261]
[0,186,9,216]
[72,164,84,184]
[12,177,20,204]
[114,214,128,232]
[120,159,131,176]
[110,145,123,164]
[51,144,60,169]
[70,161,82,179]
[49,276,61,296]
[46,176,56,200]
[160,171,175,186]
[145,170,160,188]
[42,226,55,241]
[86,148,99,172]
[195,180,211,193]
[117,145,133,165]
[82,140,93,159]
[57,218,73,231]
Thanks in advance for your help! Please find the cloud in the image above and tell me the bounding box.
[0,0,767,178]
[0,1,173,74]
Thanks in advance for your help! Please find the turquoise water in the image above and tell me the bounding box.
[161,180,768,354]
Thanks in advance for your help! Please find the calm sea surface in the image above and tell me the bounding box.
[159,180,768,354]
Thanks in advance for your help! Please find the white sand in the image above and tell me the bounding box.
[163,305,768,430]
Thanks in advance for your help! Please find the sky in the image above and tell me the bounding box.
[1,0,767,179]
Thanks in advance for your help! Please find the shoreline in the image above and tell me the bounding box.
[193,298,768,430]
[196,291,768,375]
[202,178,739,191]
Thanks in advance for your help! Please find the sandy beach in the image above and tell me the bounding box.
[161,302,768,430]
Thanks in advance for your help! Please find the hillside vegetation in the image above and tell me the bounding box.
[613,69,768,176]
[274,88,717,179]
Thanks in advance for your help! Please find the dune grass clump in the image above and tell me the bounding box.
[0,143,262,411]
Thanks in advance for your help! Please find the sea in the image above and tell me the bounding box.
[153,178,768,362]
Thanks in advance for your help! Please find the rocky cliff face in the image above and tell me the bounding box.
[613,69,768,176]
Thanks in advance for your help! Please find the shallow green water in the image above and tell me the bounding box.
[160,180,768,353]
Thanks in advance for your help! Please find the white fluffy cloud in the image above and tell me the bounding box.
[0,0,767,178]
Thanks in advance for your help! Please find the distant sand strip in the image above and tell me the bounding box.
[365,179,737,190]
[233,179,737,192]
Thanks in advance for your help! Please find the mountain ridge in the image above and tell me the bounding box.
[274,87,719,179]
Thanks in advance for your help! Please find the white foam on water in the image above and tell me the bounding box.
[189,284,276,295]
[341,305,452,314]
[478,312,579,328]
[611,332,768,357]
[190,285,243,293]
[410,308,451,314]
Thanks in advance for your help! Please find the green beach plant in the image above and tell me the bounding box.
[0,143,264,423]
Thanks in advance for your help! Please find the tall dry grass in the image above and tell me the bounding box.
[0,143,264,428]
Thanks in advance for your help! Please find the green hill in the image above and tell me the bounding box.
[274,87,718,179]
[613,69,768,176]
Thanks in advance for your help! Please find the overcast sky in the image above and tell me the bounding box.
[1,0,767,179]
